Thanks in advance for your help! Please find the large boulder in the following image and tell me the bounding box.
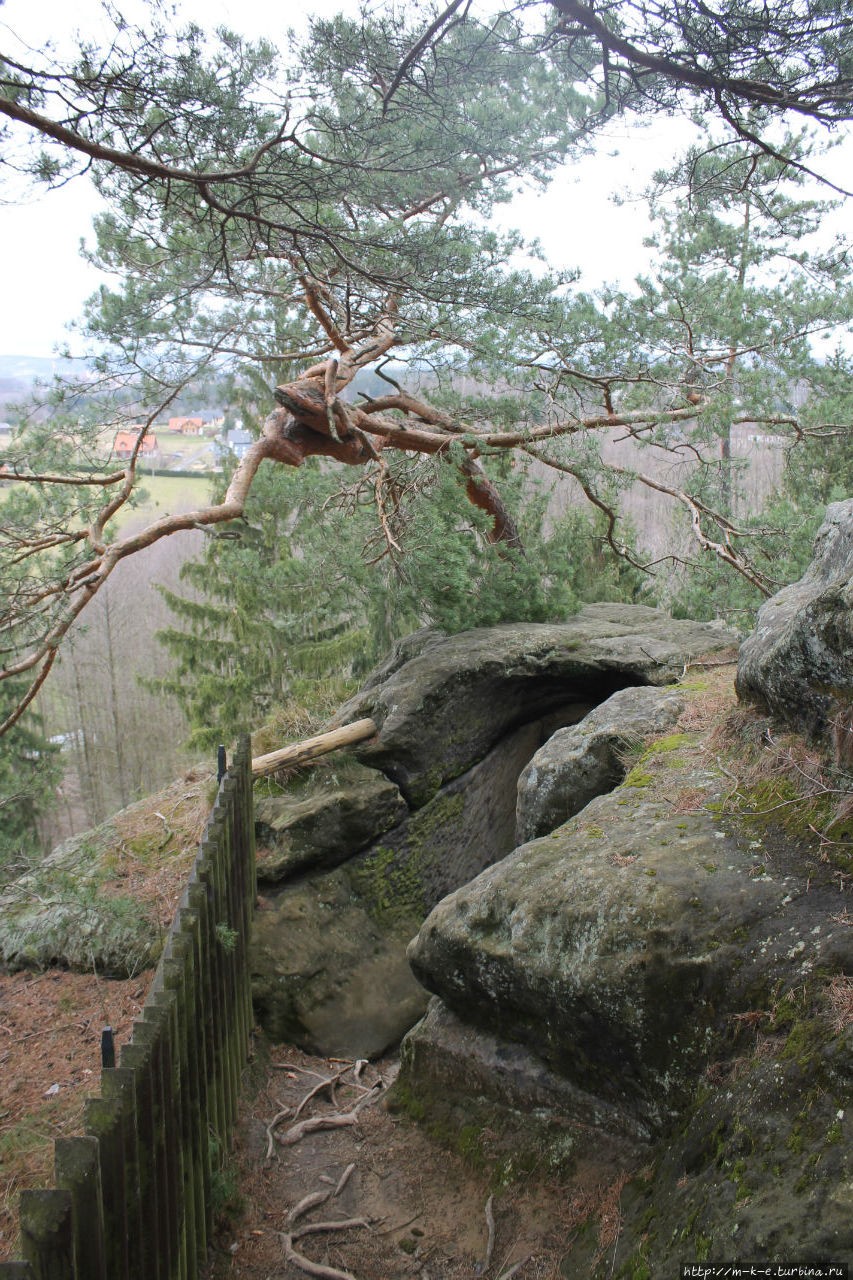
[401,996,649,1143]
[254,762,406,882]
[407,779,853,1134]
[397,662,853,1271]
[515,685,684,843]
[251,720,556,1053]
[251,869,429,1059]
[253,606,735,1055]
[737,498,853,743]
[591,1025,853,1274]
[0,820,160,977]
[332,604,734,807]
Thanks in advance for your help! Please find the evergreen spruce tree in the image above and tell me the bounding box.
[155,450,646,749]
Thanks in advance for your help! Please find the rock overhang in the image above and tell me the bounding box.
[332,604,736,807]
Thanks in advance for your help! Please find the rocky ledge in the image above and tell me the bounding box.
[250,605,735,1056]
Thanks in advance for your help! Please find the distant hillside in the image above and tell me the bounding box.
[0,353,91,383]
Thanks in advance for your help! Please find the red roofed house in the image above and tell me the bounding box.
[114,429,158,460]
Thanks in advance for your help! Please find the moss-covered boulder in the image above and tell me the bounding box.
[515,685,684,843]
[737,498,853,743]
[407,781,853,1134]
[0,823,159,977]
[332,604,735,807]
[401,996,649,1144]
[251,722,552,1053]
[567,1005,853,1275]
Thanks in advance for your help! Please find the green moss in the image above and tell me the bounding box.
[695,1234,712,1262]
[621,768,655,789]
[456,1123,487,1170]
[680,1204,700,1240]
[731,1158,751,1201]
[787,1126,803,1155]
[386,1078,428,1122]
[679,677,711,692]
[346,787,469,928]
[208,1135,245,1228]
[641,733,691,760]
[825,1117,843,1145]
[779,1017,829,1071]
[638,1206,658,1232]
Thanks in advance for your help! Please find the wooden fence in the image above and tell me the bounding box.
[1,735,256,1280]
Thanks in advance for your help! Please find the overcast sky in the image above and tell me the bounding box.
[0,0,849,357]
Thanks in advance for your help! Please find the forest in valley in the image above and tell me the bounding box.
[0,0,851,865]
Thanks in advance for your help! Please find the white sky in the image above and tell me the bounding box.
[0,0,850,357]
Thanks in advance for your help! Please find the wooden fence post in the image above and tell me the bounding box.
[118,1040,161,1280]
[176,907,209,1264]
[54,1136,106,1280]
[162,943,197,1280]
[80,1097,125,1279]
[100,1066,143,1280]
[19,1190,74,1280]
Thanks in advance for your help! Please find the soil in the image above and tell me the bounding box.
[201,1041,633,1280]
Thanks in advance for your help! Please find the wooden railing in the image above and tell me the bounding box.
[1,735,255,1280]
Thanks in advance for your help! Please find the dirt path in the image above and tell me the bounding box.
[202,1040,630,1280]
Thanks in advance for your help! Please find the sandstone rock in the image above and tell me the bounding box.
[401,996,648,1143]
[332,604,735,807]
[515,685,684,843]
[251,868,429,1058]
[567,1017,853,1275]
[252,722,556,1053]
[347,718,562,919]
[737,498,853,742]
[407,782,852,1133]
[255,764,406,883]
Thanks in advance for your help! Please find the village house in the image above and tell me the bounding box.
[113,428,158,460]
[214,426,253,461]
[168,415,204,434]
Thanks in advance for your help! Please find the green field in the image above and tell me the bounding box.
[107,472,217,534]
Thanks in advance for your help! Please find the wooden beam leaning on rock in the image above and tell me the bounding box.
[251,718,377,780]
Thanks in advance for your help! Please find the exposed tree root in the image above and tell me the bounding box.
[268,1062,389,1280]
[276,1087,380,1147]
[496,1260,529,1280]
[483,1193,496,1271]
